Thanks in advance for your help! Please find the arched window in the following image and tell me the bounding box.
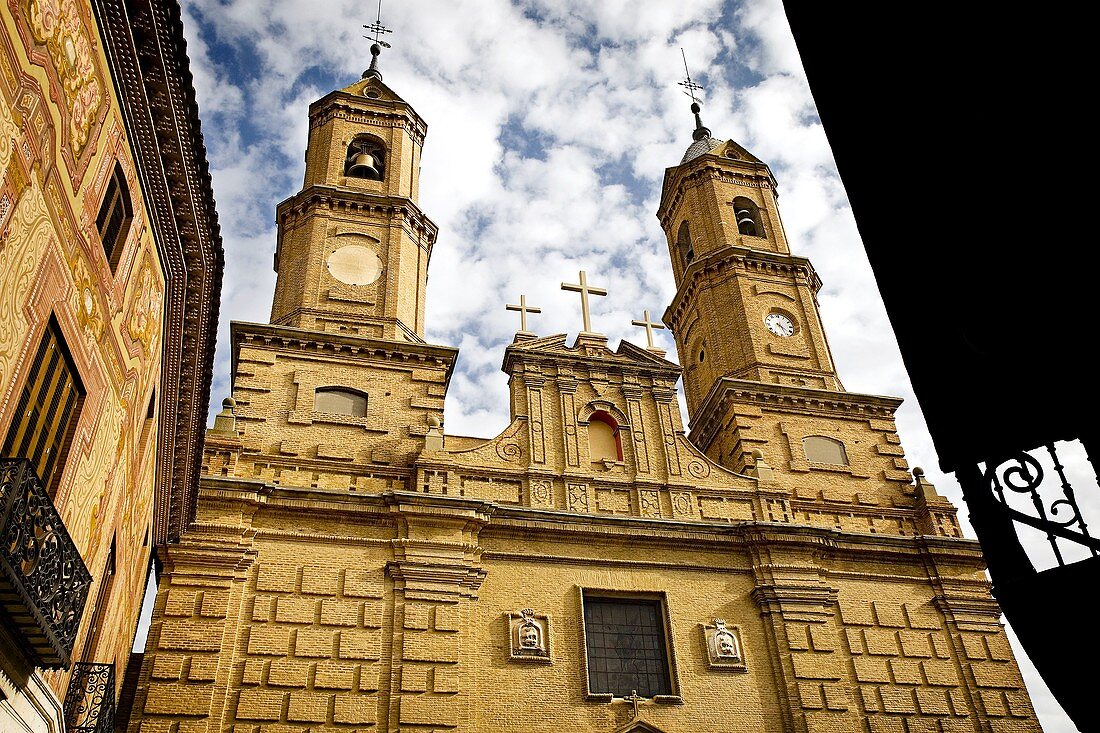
[344,136,386,181]
[803,435,848,466]
[588,411,622,462]
[314,387,368,417]
[677,220,694,266]
[733,197,764,238]
[97,162,133,272]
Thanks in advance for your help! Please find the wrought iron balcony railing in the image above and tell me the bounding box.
[64,662,115,733]
[0,458,93,667]
[974,439,1100,569]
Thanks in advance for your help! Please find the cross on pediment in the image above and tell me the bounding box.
[625,689,641,718]
[561,270,607,335]
[506,294,542,334]
[631,310,666,351]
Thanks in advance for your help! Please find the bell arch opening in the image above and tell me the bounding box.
[733,197,764,238]
[677,220,694,267]
[344,136,387,180]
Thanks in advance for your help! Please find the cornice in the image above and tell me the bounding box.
[308,88,428,146]
[664,245,822,330]
[501,335,682,382]
[194,480,985,566]
[275,185,438,252]
[658,154,778,225]
[689,378,903,452]
[91,0,224,545]
[229,321,458,385]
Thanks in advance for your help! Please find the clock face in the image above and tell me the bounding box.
[764,312,795,337]
[326,244,383,286]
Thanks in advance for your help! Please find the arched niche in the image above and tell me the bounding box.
[587,410,623,463]
[802,435,848,465]
[314,387,368,418]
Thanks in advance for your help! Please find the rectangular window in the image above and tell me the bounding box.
[1,319,84,495]
[583,594,673,698]
[97,163,132,272]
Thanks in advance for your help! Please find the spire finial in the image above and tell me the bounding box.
[678,48,711,142]
[362,0,393,80]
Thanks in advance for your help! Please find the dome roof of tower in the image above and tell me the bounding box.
[681,135,723,164]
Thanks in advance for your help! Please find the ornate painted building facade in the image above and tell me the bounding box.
[0,1,221,731]
[128,59,1041,733]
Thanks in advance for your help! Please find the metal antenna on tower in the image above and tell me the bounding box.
[678,48,704,104]
[678,48,711,141]
[362,0,393,80]
[363,0,393,48]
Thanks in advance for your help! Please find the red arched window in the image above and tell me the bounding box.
[588,411,623,462]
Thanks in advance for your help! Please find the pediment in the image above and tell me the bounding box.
[507,333,571,353]
[612,719,669,733]
[502,333,680,376]
[339,76,406,104]
[716,139,762,163]
[615,339,679,369]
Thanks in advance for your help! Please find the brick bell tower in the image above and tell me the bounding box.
[271,43,434,342]
[659,103,916,505]
[220,45,456,473]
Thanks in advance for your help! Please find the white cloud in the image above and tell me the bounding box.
[177,2,1075,729]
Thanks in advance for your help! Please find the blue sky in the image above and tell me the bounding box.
[173,1,1077,728]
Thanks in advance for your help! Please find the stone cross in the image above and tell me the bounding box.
[561,270,607,334]
[631,310,666,350]
[506,294,541,334]
[625,689,641,718]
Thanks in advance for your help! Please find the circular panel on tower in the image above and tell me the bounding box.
[326,244,383,286]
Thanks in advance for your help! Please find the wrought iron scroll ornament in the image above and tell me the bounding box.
[64,662,115,733]
[985,444,1100,565]
[0,459,93,666]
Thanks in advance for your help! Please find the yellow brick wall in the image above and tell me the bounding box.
[129,485,1038,733]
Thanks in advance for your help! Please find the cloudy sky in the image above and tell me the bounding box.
[172,0,1076,728]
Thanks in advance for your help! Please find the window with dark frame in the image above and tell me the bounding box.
[96,162,133,272]
[1,318,85,496]
[583,595,673,698]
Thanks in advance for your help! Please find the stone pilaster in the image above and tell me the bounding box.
[744,528,851,733]
[383,495,489,732]
[130,516,256,733]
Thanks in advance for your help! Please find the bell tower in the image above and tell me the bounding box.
[659,103,915,501]
[659,102,842,417]
[271,44,435,342]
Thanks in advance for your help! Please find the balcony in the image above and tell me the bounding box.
[0,458,93,667]
[64,662,115,733]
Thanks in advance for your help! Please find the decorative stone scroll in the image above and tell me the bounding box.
[507,608,551,663]
[703,619,747,671]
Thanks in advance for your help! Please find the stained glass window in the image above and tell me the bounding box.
[583,596,672,697]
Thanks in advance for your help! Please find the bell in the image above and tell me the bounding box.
[736,210,756,235]
[347,152,381,180]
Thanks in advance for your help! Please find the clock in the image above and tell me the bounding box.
[326,244,383,286]
[764,312,795,337]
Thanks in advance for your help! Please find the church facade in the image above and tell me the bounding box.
[128,62,1041,733]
